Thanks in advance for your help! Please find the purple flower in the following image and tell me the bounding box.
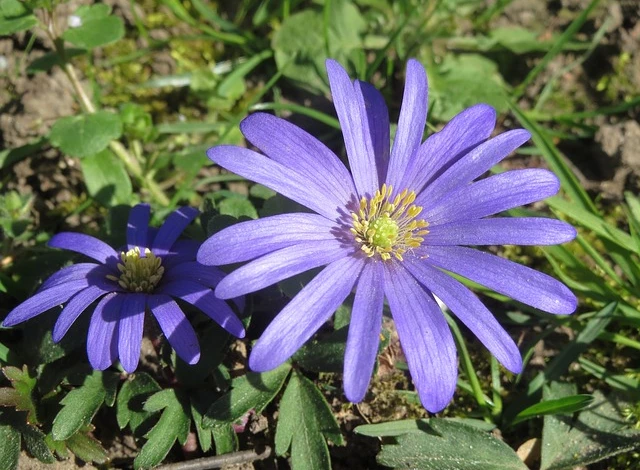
[3,204,245,372]
[197,59,577,412]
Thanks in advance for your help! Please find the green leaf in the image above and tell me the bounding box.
[490,27,549,54]
[50,112,122,158]
[80,149,132,207]
[430,54,508,121]
[355,417,495,437]
[0,366,38,424]
[0,409,54,464]
[65,429,109,464]
[52,370,120,441]
[62,4,124,49]
[512,395,594,425]
[0,0,36,35]
[135,389,190,469]
[275,371,343,470]
[116,373,161,434]
[218,196,258,219]
[204,363,291,428]
[376,419,527,469]
[541,385,640,470]
[294,326,348,373]
[0,422,20,470]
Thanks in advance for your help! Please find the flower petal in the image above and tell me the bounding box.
[404,259,522,373]
[249,256,363,372]
[326,59,378,196]
[39,263,103,291]
[87,293,121,370]
[148,294,200,365]
[416,129,531,207]
[162,239,200,270]
[240,113,356,204]
[207,145,344,220]
[53,285,110,342]
[159,280,245,338]
[386,59,428,190]
[163,261,225,288]
[151,207,199,256]
[215,240,351,299]
[3,279,93,327]
[383,262,457,413]
[197,213,336,266]
[344,261,384,403]
[423,169,560,225]
[407,103,496,192]
[425,245,577,314]
[127,204,151,250]
[49,233,119,264]
[118,293,146,373]
[426,217,576,246]
[355,80,390,183]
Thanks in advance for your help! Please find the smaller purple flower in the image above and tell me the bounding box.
[2,204,245,372]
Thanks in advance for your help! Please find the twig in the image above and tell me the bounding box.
[155,446,272,470]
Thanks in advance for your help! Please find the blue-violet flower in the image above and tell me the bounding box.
[3,204,245,372]
[197,59,577,412]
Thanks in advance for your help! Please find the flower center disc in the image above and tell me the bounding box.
[107,247,165,293]
[350,184,429,261]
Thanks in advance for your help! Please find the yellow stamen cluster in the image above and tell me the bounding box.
[106,247,164,293]
[350,184,429,261]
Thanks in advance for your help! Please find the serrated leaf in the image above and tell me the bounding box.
[0,423,20,470]
[116,373,161,433]
[0,409,55,464]
[135,389,190,469]
[218,196,258,219]
[355,418,495,437]
[275,371,343,470]
[52,370,120,441]
[294,326,347,373]
[377,419,527,469]
[541,385,640,470]
[212,424,237,454]
[512,394,594,425]
[80,148,132,207]
[50,112,122,158]
[0,366,38,424]
[204,363,291,428]
[62,4,124,49]
[190,392,214,453]
[65,429,109,464]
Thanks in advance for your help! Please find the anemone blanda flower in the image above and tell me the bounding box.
[197,59,577,412]
[2,204,245,372]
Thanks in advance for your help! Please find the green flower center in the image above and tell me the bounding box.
[106,247,164,293]
[351,184,429,261]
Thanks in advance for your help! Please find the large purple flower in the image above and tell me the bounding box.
[3,204,245,372]
[197,59,577,412]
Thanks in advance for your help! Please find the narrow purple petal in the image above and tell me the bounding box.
[207,146,344,220]
[425,245,577,314]
[3,279,92,327]
[386,59,428,190]
[355,80,390,183]
[118,294,146,373]
[151,207,199,256]
[49,233,119,264]
[416,129,531,207]
[215,240,351,299]
[163,262,225,288]
[344,261,384,403]
[383,262,457,413]
[53,285,110,342]
[249,256,364,372]
[404,259,522,373]
[426,218,577,246]
[159,280,245,338]
[39,263,103,291]
[406,104,496,192]
[87,293,121,370]
[326,59,378,197]
[240,113,356,204]
[127,204,151,250]
[148,294,200,365]
[162,239,200,270]
[197,213,336,266]
[423,169,560,225]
